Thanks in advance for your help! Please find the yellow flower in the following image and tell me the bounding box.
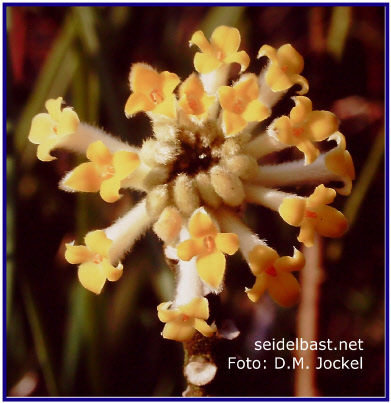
[279,184,349,247]
[28,97,80,161]
[65,230,123,295]
[176,209,239,289]
[125,63,180,119]
[190,26,250,74]
[246,245,305,307]
[157,297,216,342]
[218,75,270,136]
[63,140,139,203]
[178,73,215,122]
[271,96,339,165]
[325,132,355,196]
[258,44,309,94]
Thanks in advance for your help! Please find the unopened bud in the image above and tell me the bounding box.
[223,154,259,180]
[210,166,245,206]
[146,184,170,219]
[153,207,183,244]
[195,172,222,209]
[173,174,200,215]
[143,166,170,189]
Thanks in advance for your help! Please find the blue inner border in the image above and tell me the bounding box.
[3,2,389,401]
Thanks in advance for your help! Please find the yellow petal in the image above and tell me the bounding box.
[218,86,236,111]
[305,111,339,142]
[290,96,312,125]
[78,262,106,295]
[313,205,349,239]
[63,162,101,192]
[160,71,180,98]
[296,140,320,165]
[242,99,269,123]
[196,251,226,289]
[215,233,239,255]
[100,177,122,203]
[235,75,259,100]
[193,319,217,337]
[112,151,140,180]
[152,94,177,119]
[248,244,279,276]
[45,98,63,121]
[273,116,295,145]
[290,74,309,95]
[246,274,268,303]
[56,107,79,136]
[101,259,123,282]
[130,63,161,94]
[193,52,222,74]
[177,239,204,261]
[157,302,181,323]
[308,184,336,208]
[65,244,92,264]
[222,111,247,136]
[265,63,294,92]
[277,44,304,75]
[279,197,306,227]
[190,30,212,53]
[274,248,305,273]
[224,50,250,72]
[36,138,60,162]
[28,113,55,144]
[257,45,279,64]
[188,210,218,239]
[268,272,301,307]
[297,220,316,247]
[124,92,154,117]
[179,297,209,320]
[210,26,241,56]
[162,317,196,341]
[86,141,113,167]
[84,230,112,257]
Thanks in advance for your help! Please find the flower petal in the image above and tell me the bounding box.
[45,98,62,121]
[215,233,239,255]
[305,111,339,142]
[248,244,279,276]
[28,113,55,144]
[193,52,221,74]
[78,262,106,295]
[246,274,268,303]
[65,244,92,264]
[222,111,247,137]
[152,94,177,119]
[242,99,269,123]
[161,317,196,342]
[100,176,122,203]
[193,319,217,338]
[190,30,212,53]
[277,44,304,75]
[268,272,301,307]
[56,107,79,136]
[179,297,209,320]
[188,210,218,239]
[160,71,180,98]
[36,138,60,162]
[210,26,241,56]
[308,184,336,208]
[86,141,113,167]
[274,248,305,273]
[177,239,204,261]
[313,205,349,239]
[297,220,316,247]
[290,96,312,125]
[124,92,154,117]
[130,63,161,94]
[101,259,123,282]
[157,302,181,323]
[63,162,101,192]
[113,151,140,180]
[84,230,112,257]
[196,251,226,289]
[224,50,250,73]
[279,197,306,227]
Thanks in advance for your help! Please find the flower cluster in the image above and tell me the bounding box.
[28,26,354,342]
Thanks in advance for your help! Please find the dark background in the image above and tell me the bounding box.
[6,5,386,397]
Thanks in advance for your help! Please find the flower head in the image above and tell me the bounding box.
[158,297,217,342]
[258,44,309,94]
[65,230,123,295]
[190,26,250,74]
[28,97,80,161]
[62,140,140,203]
[218,74,269,136]
[246,245,305,307]
[279,184,349,247]
[125,63,180,119]
[176,208,239,289]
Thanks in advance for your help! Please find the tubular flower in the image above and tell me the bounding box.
[258,44,309,94]
[157,297,217,342]
[190,25,250,74]
[125,63,180,119]
[178,73,215,123]
[246,245,305,307]
[28,97,80,161]
[65,230,123,295]
[62,140,140,203]
[29,26,355,343]
[218,74,270,136]
[279,185,349,247]
[270,96,339,165]
[176,208,239,290]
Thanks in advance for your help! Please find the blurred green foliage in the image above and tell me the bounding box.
[6,5,385,397]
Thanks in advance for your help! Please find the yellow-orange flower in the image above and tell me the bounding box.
[325,132,355,196]
[176,208,239,289]
[246,245,305,307]
[190,26,250,74]
[279,184,348,247]
[218,75,269,136]
[157,297,216,342]
[28,97,80,161]
[65,230,123,294]
[271,96,339,165]
[63,140,139,203]
[178,73,215,123]
[258,44,309,94]
[125,63,180,119]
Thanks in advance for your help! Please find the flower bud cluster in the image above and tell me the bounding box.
[28,26,355,342]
